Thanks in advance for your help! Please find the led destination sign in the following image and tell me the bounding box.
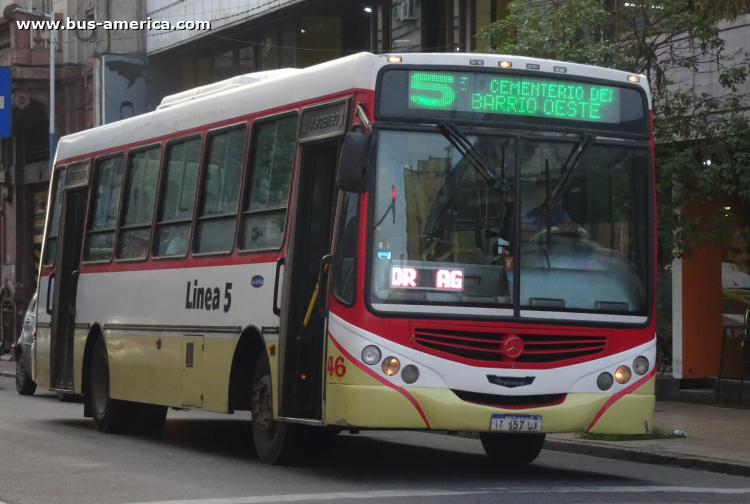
[408,71,621,123]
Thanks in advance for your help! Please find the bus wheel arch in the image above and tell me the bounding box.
[81,324,104,418]
[227,325,266,412]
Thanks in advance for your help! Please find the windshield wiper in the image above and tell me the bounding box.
[545,133,596,208]
[437,122,512,193]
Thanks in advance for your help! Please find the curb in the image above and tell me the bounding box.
[0,371,14,378]
[544,438,750,477]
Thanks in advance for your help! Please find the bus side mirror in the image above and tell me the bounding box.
[336,131,370,193]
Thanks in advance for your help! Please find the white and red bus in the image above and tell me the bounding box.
[33,52,656,465]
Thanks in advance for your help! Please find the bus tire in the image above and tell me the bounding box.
[15,352,37,396]
[89,338,131,434]
[479,432,545,466]
[131,403,168,436]
[251,353,300,465]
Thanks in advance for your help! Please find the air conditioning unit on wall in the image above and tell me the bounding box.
[392,0,419,22]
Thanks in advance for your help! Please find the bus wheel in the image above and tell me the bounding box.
[251,354,298,465]
[15,353,37,396]
[131,403,168,436]
[479,432,546,467]
[89,338,131,434]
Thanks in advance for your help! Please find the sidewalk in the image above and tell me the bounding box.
[545,401,750,476]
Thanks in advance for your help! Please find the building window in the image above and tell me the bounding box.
[213,50,236,82]
[194,125,248,254]
[238,47,256,74]
[391,0,422,52]
[117,146,161,260]
[153,137,201,258]
[84,156,124,262]
[181,57,212,90]
[239,116,297,251]
[262,26,280,70]
[299,17,342,67]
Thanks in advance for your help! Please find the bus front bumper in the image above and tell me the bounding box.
[325,376,655,435]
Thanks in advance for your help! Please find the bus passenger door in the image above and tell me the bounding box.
[277,139,340,420]
[49,163,90,391]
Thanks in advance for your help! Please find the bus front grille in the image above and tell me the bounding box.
[412,327,609,367]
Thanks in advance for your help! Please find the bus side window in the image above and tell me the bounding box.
[43,167,67,266]
[332,192,359,305]
[239,115,296,251]
[83,156,125,262]
[153,137,201,257]
[194,125,248,254]
[116,147,162,260]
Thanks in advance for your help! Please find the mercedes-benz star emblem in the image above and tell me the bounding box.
[503,336,524,358]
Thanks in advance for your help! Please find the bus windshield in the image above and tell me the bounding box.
[369,129,650,317]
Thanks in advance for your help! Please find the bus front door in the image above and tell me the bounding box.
[49,184,87,391]
[277,139,339,420]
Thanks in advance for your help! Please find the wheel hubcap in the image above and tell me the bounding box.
[252,375,277,441]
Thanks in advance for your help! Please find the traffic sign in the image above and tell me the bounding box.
[0,67,10,138]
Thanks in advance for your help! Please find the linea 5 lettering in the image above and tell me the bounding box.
[185,280,233,313]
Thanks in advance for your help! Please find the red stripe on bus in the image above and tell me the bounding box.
[328,333,431,428]
[586,366,656,432]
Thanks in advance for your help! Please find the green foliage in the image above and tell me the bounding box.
[479,0,750,263]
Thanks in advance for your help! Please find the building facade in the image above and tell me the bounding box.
[0,0,147,351]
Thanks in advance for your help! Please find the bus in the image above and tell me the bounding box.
[33,52,656,466]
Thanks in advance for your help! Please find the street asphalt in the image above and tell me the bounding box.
[1,375,749,504]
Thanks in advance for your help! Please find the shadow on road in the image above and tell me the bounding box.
[41,415,634,485]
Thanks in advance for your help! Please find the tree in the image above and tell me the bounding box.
[479,0,750,264]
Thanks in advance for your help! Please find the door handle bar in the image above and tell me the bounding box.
[273,257,285,316]
[46,273,55,316]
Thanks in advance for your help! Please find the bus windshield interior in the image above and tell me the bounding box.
[369,129,649,316]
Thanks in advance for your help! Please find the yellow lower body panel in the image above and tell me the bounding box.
[325,379,655,434]
[325,332,654,434]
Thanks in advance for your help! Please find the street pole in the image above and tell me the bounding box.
[13,8,55,172]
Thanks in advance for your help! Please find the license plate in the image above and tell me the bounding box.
[490,414,542,432]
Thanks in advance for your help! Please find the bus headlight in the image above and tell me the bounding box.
[361,345,382,365]
[401,365,419,384]
[615,365,631,384]
[382,357,400,376]
[633,356,649,375]
[597,372,613,391]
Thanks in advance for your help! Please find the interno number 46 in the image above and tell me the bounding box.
[327,356,346,378]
